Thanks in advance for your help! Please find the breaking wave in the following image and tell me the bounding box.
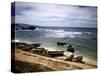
[35,28,93,38]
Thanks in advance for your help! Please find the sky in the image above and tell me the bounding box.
[11,2,97,28]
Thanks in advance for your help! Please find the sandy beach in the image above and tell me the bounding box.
[12,47,97,73]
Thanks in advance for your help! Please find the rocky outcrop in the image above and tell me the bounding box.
[73,56,83,62]
[15,42,48,55]
[11,23,36,30]
[57,42,67,46]
[31,43,41,48]
[57,42,75,53]
[46,51,64,57]
[64,44,75,53]
[15,42,41,51]
[64,54,74,61]
[31,47,47,55]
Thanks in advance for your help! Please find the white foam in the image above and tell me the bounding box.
[64,32,82,35]
[35,28,93,38]
[70,35,75,38]
[83,32,93,35]
[45,30,82,38]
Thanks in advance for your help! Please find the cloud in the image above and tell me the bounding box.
[12,2,97,27]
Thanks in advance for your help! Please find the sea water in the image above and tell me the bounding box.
[15,27,97,60]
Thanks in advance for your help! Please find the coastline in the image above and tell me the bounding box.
[13,49,96,73]
[11,42,97,73]
[56,51,97,67]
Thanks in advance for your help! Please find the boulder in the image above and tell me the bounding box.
[64,54,74,61]
[31,43,41,48]
[46,51,64,57]
[21,46,33,51]
[67,47,75,53]
[65,44,75,53]
[32,47,47,55]
[57,42,67,45]
[73,56,83,62]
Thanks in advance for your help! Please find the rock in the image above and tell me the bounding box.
[67,47,75,53]
[31,43,41,48]
[21,46,33,51]
[73,56,83,62]
[15,42,41,51]
[57,42,67,45]
[46,51,64,57]
[64,54,74,61]
[65,44,75,53]
[32,47,47,55]
[91,36,96,40]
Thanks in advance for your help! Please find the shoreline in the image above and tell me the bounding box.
[40,47,97,66]
[13,41,97,66]
[11,41,97,73]
[55,52,97,67]
[14,39,97,60]
[15,49,96,70]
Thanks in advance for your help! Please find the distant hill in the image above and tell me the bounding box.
[11,23,39,30]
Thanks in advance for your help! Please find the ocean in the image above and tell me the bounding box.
[15,27,97,60]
